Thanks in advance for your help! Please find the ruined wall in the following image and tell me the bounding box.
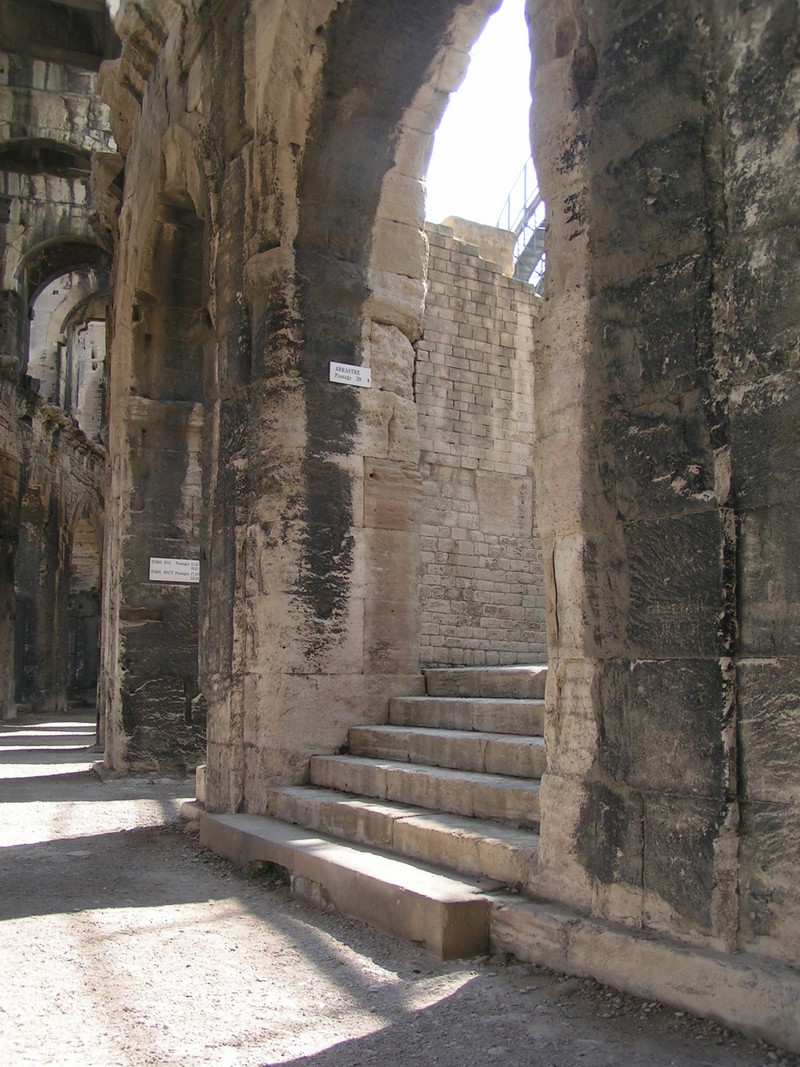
[417,221,545,667]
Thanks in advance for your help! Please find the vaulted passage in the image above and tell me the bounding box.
[0,0,798,1052]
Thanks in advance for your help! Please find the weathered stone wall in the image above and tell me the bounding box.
[417,222,545,666]
[529,0,800,968]
[0,375,103,717]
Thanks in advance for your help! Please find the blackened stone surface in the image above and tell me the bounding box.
[738,657,800,805]
[591,1,704,142]
[643,793,730,931]
[719,228,800,386]
[202,397,243,681]
[576,781,644,888]
[591,254,712,410]
[739,798,800,961]
[731,372,800,509]
[598,658,727,797]
[738,504,800,656]
[588,124,711,288]
[216,156,252,391]
[625,510,729,657]
[723,0,800,232]
[121,673,204,772]
[600,394,716,522]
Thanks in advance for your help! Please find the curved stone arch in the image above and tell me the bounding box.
[199,0,541,805]
[0,139,93,178]
[125,119,214,402]
[280,0,508,635]
[27,266,110,403]
[160,120,210,222]
[20,238,109,306]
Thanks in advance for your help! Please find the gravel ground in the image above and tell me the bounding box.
[1,710,797,1067]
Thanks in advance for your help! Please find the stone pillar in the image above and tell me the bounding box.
[103,397,205,772]
[529,0,742,949]
[13,484,66,713]
[0,290,22,374]
[0,451,20,718]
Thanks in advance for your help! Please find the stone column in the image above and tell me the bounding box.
[0,450,20,718]
[103,397,205,772]
[529,0,740,949]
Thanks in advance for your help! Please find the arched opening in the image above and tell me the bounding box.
[412,0,544,669]
[26,267,109,438]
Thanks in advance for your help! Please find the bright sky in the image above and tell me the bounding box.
[424,0,533,227]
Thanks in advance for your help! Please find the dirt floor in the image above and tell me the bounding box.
[1,711,798,1067]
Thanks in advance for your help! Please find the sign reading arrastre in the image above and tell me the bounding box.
[329,361,371,388]
[149,557,200,584]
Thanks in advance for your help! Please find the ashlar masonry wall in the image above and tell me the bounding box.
[416,221,545,667]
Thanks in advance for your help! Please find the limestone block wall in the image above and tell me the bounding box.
[416,223,545,667]
[529,0,800,970]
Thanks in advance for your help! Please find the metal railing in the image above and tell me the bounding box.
[496,157,546,293]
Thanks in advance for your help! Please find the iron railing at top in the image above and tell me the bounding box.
[496,157,547,294]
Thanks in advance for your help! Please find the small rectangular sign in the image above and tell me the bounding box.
[329,361,371,388]
[149,557,200,584]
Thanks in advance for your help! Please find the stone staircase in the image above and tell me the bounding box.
[199,664,546,958]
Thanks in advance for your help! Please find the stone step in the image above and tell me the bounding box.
[265,785,540,890]
[425,665,547,700]
[389,695,544,736]
[348,724,546,780]
[309,755,540,829]
[199,811,495,959]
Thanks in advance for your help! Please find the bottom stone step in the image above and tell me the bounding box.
[266,785,540,890]
[199,811,497,959]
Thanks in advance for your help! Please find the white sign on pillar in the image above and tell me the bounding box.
[149,557,200,584]
[329,361,372,388]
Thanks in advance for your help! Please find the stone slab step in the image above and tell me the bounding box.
[309,755,540,828]
[348,724,546,779]
[389,696,544,736]
[199,811,494,959]
[425,665,547,700]
[266,785,540,890]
